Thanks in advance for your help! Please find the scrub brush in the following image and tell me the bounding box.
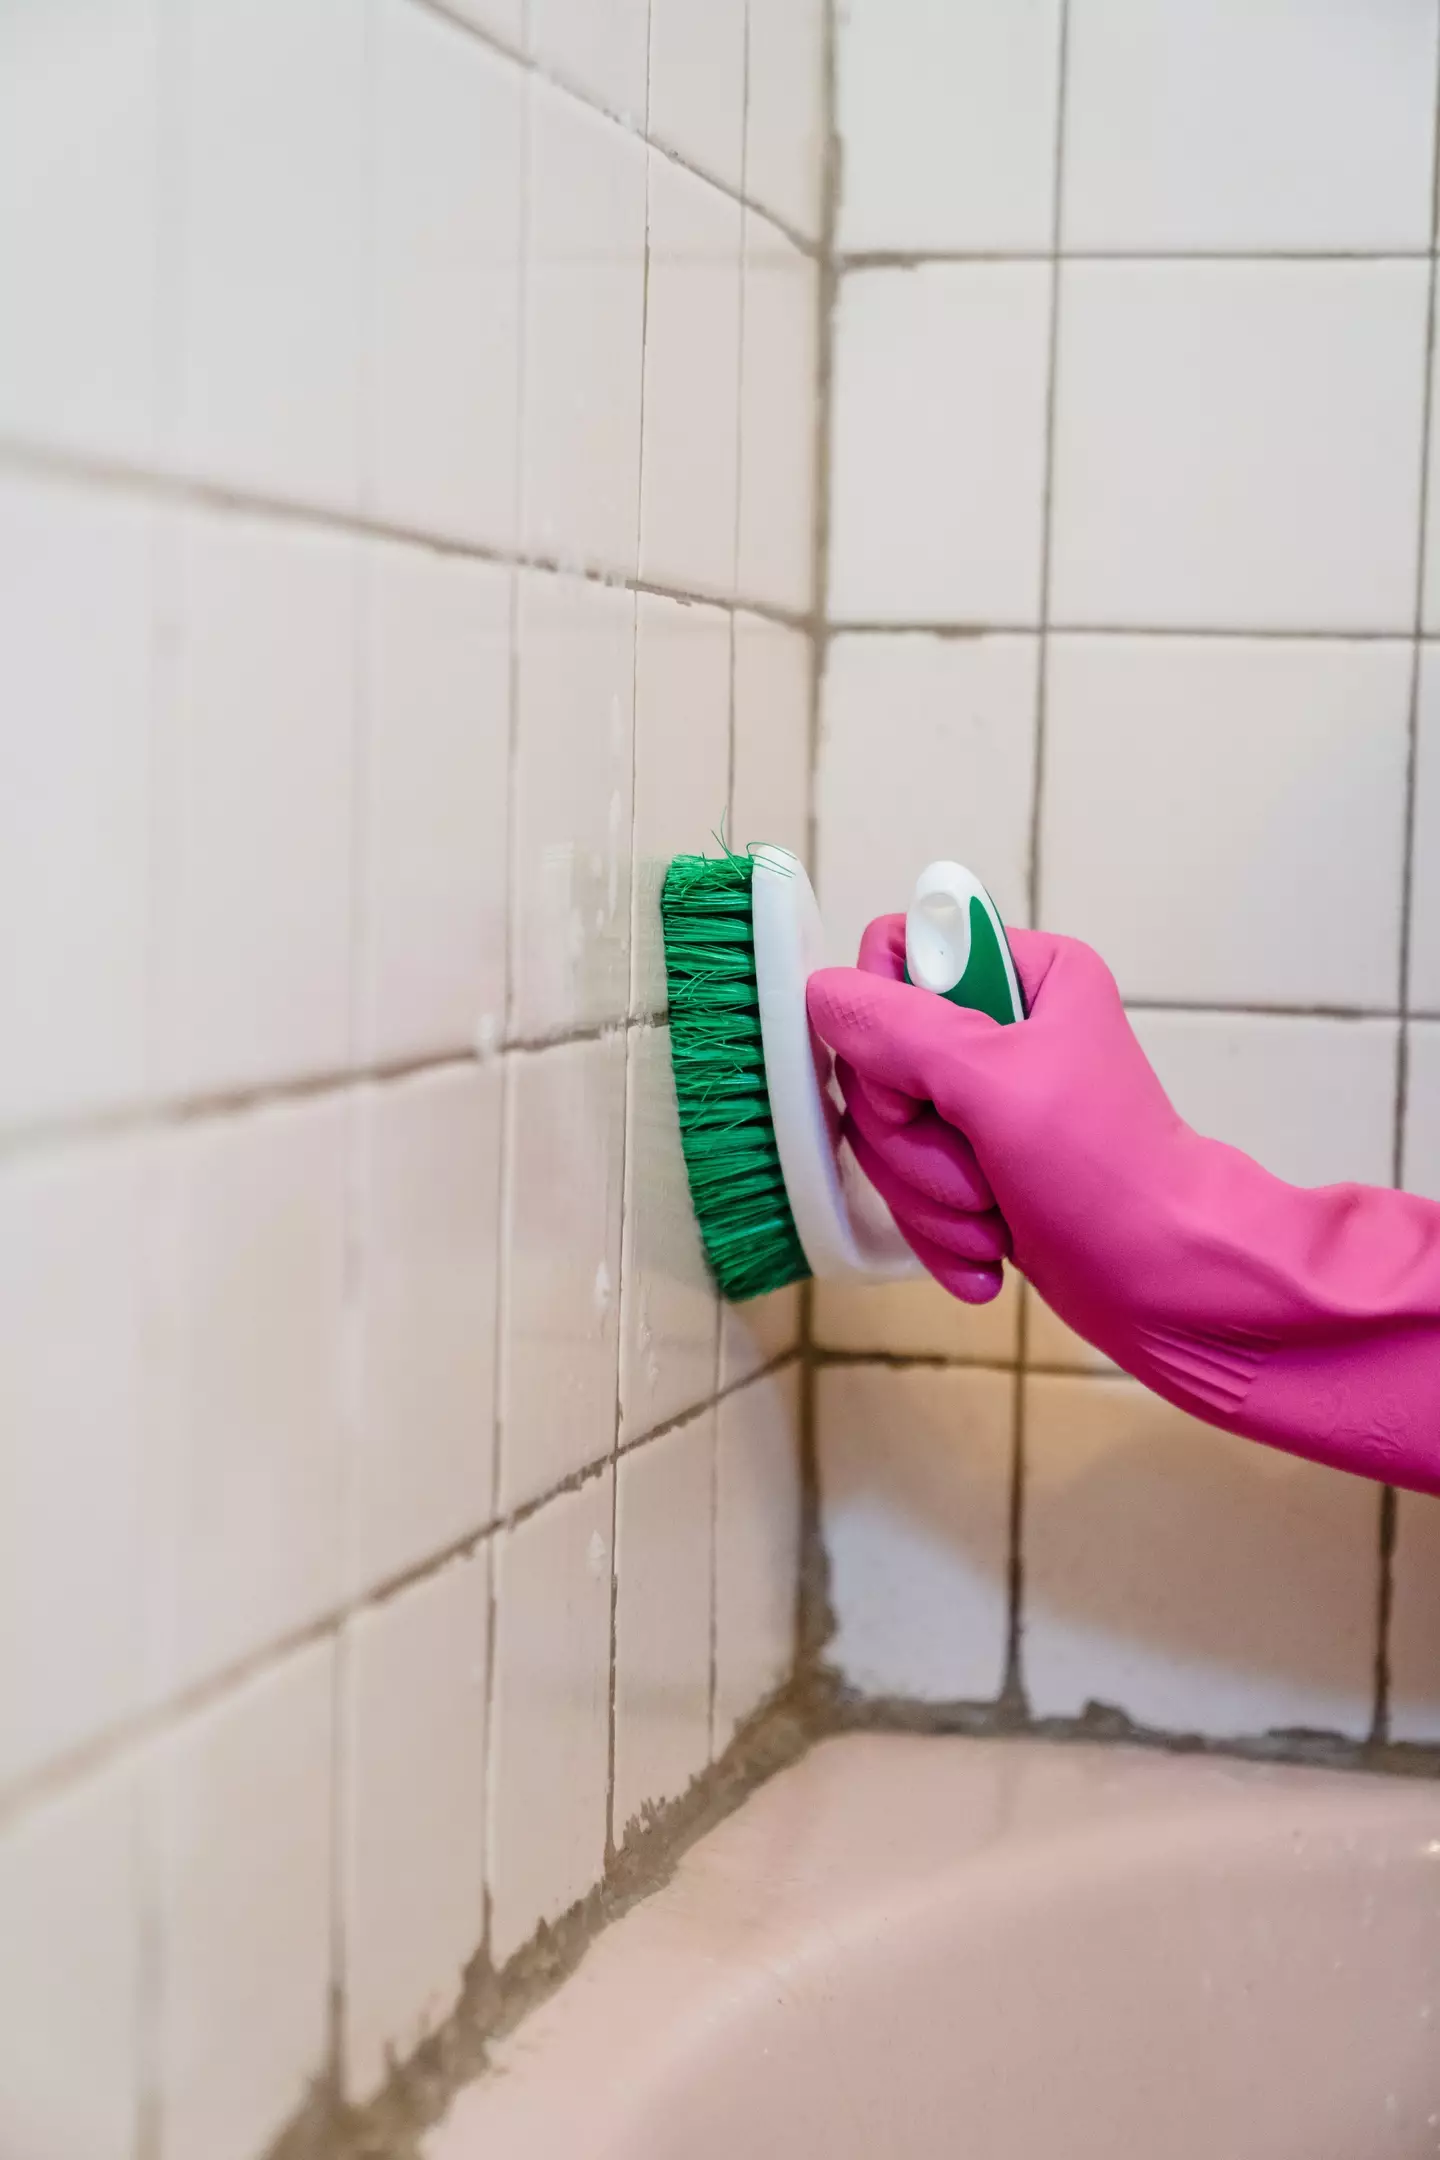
[660,846,1025,1303]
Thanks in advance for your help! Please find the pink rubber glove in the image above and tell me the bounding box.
[809,917,1440,1496]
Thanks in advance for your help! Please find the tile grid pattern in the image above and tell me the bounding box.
[816,0,1440,1746]
[0,0,820,2151]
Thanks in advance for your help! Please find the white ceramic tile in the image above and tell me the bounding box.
[734,609,811,859]
[719,1285,803,1391]
[172,0,366,509]
[713,1363,802,1746]
[745,0,826,240]
[370,0,523,547]
[1023,1376,1378,1738]
[1426,384,1440,633]
[1409,651,1440,1007]
[829,267,1052,626]
[152,514,356,1099]
[817,1365,1013,1701]
[488,1474,613,1964]
[351,1066,503,1596]
[0,0,159,460]
[500,1035,626,1511]
[815,1272,1021,1364]
[530,0,650,125]
[648,0,746,193]
[737,215,818,616]
[1131,1012,1399,1191]
[630,593,732,1018]
[1389,1494,1440,1742]
[731,614,812,863]
[0,1141,149,1787]
[511,573,635,1038]
[639,157,743,600]
[360,545,510,1068]
[0,1763,140,2160]
[1404,1023,1440,1200]
[1051,263,1430,632]
[343,1548,490,2101]
[150,1641,333,2160]
[818,632,1037,966]
[523,84,647,577]
[1041,636,1410,1008]
[620,1027,719,1442]
[1064,0,1439,253]
[147,1095,347,1696]
[0,474,152,1130]
[614,1412,715,1836]
[836,0,1063,253]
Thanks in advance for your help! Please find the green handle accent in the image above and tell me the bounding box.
[905,894,1025,1024]
[942,894,1024,1023]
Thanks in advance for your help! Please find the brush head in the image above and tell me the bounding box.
[660,848,811,1303]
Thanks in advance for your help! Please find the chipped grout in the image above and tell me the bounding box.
[258,1684,818,2160]
[818,1678,1440,1782]
[259,1671,1440,2160]
[0,1358,801,1843]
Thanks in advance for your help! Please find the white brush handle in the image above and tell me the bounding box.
[752,847,917,1281]
[752,850,1024,1285]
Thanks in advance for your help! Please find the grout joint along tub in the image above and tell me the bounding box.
[428,1733,1440,2160]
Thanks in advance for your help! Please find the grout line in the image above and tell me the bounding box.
[814,1347,1104,1378]
[1374,27,1440,1741]
[606,14,655,1854]
[617,1348,802,1463]
[134,1763,162,2160]
[0,1029,674,1163]
[705,1374,721,1762]
[483,30,535,1951]
[414,0,823,263]
[791,0,843,1682]
[836,247,1437,269]
[1024,0,1070,939]
[134,0,186,2137]
[1121,998,1406,1022]
[1003,0,1073,1708]
[1373,1485,1399,1746]
[1003,1311,1029,1708]
[7,998,1427,1165]
[826,618,1427,643]
[323,331,379,2090]
[0,436,816,635]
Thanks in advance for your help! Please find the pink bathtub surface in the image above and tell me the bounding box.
[428,1734,1440,2160]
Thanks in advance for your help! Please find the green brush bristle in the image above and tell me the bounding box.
[661,849,811,1303]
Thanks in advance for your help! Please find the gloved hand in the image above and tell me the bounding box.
[809,915,1440,1495]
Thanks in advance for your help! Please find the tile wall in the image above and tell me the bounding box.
[818,0,1440,1748]
[0,1,823,2152]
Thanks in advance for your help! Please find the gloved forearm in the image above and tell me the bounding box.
[1058,1131,1440,1490]
[809,920,1440,1496]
